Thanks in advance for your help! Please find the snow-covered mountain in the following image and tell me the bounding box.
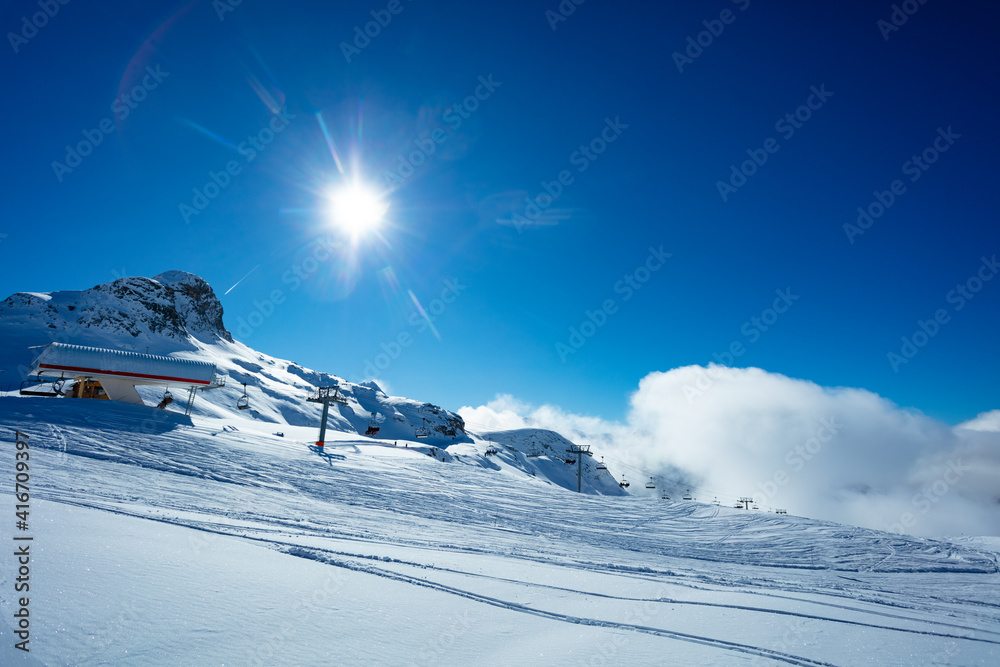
[1,272,998,665]
[0,270,231,354]
[0,271,464,433]
[0,271,622,495]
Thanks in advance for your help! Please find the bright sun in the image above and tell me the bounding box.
[328,182,389,236]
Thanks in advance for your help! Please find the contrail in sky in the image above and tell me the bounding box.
[224,264,261,295]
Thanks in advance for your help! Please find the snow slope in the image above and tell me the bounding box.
[1,397,998,666]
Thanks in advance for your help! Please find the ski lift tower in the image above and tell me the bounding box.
[307,385,348,449]
[565,444,592,493]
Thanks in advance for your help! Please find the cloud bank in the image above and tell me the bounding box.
[460,365,1000,537]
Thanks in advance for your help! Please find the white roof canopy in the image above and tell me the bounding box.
[30,343,217,387]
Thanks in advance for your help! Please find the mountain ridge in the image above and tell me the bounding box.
[0,270,626,495]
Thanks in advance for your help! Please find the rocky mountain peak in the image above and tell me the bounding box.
[0,270,233,350]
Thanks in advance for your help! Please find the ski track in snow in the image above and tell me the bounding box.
[276,547,841,667]
[34,490,1000,648]
[2,397,999,665]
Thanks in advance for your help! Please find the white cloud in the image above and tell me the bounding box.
[458,394,531,432]
[958,409,1000,433]
[460,366,1000,537]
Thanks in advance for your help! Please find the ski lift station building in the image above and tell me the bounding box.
[27,342,220,409]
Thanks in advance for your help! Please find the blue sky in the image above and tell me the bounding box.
[2,0,998,425]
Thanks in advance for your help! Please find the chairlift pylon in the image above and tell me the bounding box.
[307,385,348,405]
[237,382,249,410]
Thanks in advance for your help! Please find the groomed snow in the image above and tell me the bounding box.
[1,397,997,665]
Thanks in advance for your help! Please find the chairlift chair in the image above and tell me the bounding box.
[661,491,670,500]
[645,477,656,489]
[19,374,62,397]
[237,382,250,410]
[364,412,381,437]
[682,490,693,500]
[619,477,630,488]
[596,456,607,470]
[414,418,430,439]
[157,388,174,410]
[712,497,721,506]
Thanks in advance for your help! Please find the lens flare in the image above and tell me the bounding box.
[328,182,388,237]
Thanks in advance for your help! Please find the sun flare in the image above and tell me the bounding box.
[328,182,388,236]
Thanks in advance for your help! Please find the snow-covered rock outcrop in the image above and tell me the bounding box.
[0,271,231,359]
[0,270,468,440]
